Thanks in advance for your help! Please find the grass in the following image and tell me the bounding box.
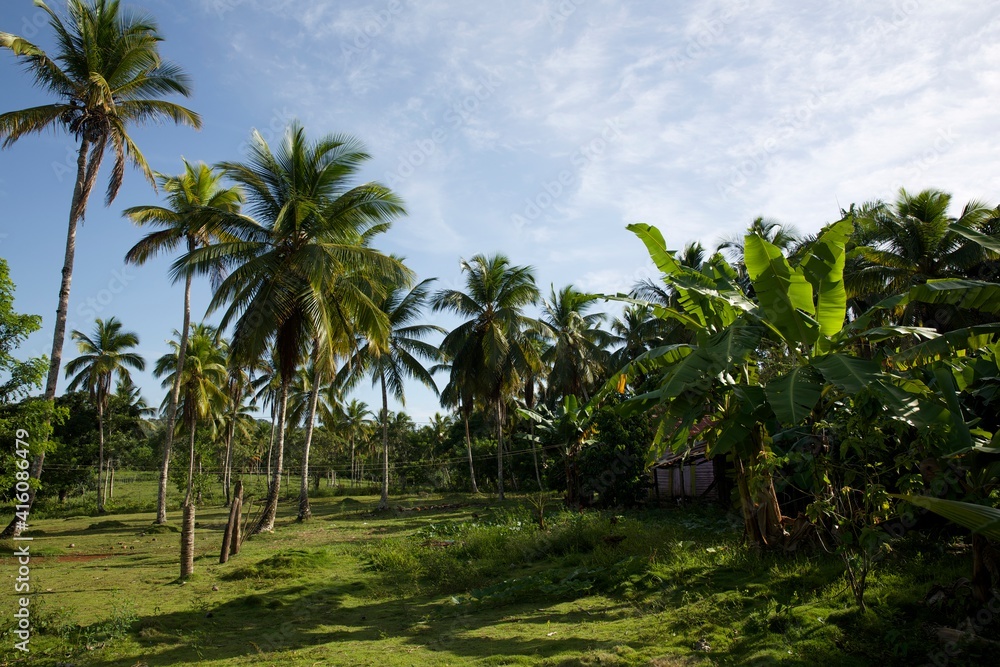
[0,486,994,666]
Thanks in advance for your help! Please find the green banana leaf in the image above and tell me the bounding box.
[744,234,819,346]
[766,365,824,425]
[800,216,853,338]
[893,494,1000,542]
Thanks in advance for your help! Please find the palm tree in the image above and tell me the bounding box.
[335,399,373,487]
[338,278,443,509]
[64,317,144,513]
[124,160,242,524]
[219,359,259,507]
[433,254,541,500]
[846,188,995,326]
[181,122,408,534]
[538,285,612,403]
[153,324,227,504]
[0,1,198,534]
[717,218,802,268]
[438,362,480,493]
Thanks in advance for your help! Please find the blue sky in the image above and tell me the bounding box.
[2,0,999,423]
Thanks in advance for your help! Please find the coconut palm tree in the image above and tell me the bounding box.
[538,285,612,403]
[338,278,444,509]
[846,188,996,326]
[181,121,408,534]
[0,1,198,535]
[433,254,541,500]
[64,317,144,513]
[334,398,373,487]
[438,362,480,493]
[717,218,802,266]
[124,160,242,524]
[153,324,227,504]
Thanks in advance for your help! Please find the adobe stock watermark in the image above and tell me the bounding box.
[862,0,921,41]
[879,127,959,203]
[544,0,586,29]
[669,0,750,72]
[12,427,34,654]
[71,265,136,326]
[340,0,410,64]
[383,70,504,188]
[204,0,251,20]
[715,86,828,203]
[511,117,626,231]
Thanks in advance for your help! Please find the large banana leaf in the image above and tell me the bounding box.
[765,365,824,425]
[812,353,881,394]
[932,366,973,453]
[890,324,1000,369]
[906,280,1000,314]
[638,324,761,402]
[744,234,819,346]
[893,495,1000,542]
[800,216,853,339]
[949,222,1000,254]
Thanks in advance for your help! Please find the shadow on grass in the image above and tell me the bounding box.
[102,582,644,666]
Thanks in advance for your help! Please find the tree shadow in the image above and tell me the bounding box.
[100,581,653,666]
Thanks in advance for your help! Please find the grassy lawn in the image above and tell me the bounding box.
[0,486,987,666]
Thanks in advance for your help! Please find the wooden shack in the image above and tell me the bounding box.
[651,442,720,500]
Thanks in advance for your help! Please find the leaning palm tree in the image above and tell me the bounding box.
[181,121,409,534]
[433,254,541,500]
[338,278,444,509]
[124,160,242,524]
[0,1,199,535]
[64,317,145,513]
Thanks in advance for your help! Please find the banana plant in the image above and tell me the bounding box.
[600,214,1000,547]
[518,394,596,506]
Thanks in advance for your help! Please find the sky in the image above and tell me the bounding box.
[1,0,999,423]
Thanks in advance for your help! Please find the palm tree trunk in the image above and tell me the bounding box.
[185,405,197,506]
[223,415,235,507]
[254,378,289,534]
[464,406,479,494]
[266,401,276,480]
[157,264,193,524]
[531,422,543,491]
[97,402,105,513]
[496,399,505,501]
[180,500,195,579]
[378,373,390,510]
[298,363,321,521]
[4,137,103,538]
[350,436,356,487]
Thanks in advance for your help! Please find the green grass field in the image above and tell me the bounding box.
[0,482,987,666]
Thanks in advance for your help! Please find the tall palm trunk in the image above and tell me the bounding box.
[157,254,193,524]
[96,401,106,513]
[496,399,505,501]
[266,401,276,480]
[350,435,356,487]
[463,403,479,494]
[223,415,235,507]
[4,136,104,538]
[185,407,197,506]
[298,361,321,521]
[254,378,289,534]
[378,372,390,510]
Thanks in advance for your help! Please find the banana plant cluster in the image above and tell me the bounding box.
[605,215,1000,549]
